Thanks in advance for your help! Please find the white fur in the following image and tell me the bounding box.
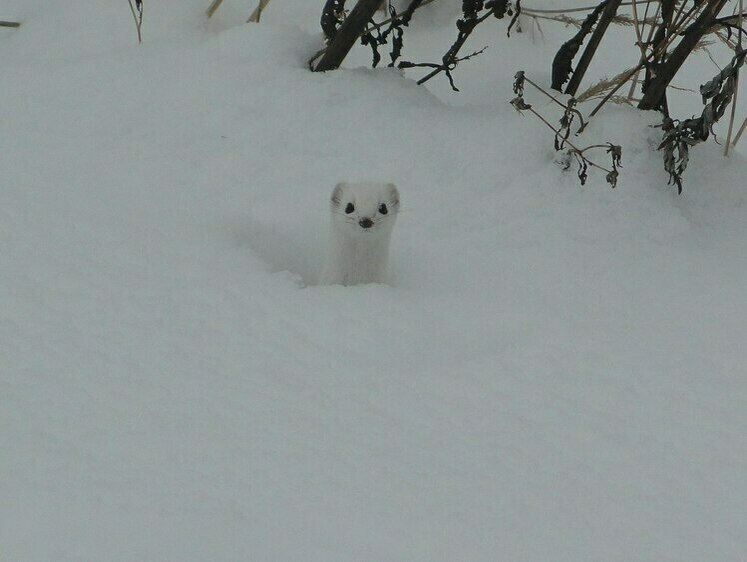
[319,181,400,286]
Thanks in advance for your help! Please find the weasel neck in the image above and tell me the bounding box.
[323,230,392,285]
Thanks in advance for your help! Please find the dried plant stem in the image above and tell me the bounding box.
[523,75,587,130]
[522,12,654,28]
[248,0,273,23]
[524,76,572,109]
[565,0,623,95]
[638,0,727,110]
[522,108,615,175]
[589,63,646,116]
[627,0,705,104]
[127,0,143,44]
[627,2,660,99]
[586,0,700,115]
[733,117,747,144]
[630,0,646,46]
[531,14,544,41]
[414,9,494,86]
[668,0,691,35]
[724,0,744,155]
[205,0,224,18]
[521,2,636,14]
[578,65,642,102]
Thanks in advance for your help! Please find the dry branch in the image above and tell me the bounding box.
[512,71,622,187]
[521,1,636,14]
[205,0,224,18]
[248,0,273,23]
[639,0,730,110]
[401,0,519,90]
[314,0,386,71]
[564,0,623,95]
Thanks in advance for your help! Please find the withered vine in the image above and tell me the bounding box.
[538,0,747,190]
[312,0,747,191]
[658,48,747,192]
[361,0,425,67]
[511,71,622,188]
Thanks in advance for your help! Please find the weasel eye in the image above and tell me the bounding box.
[378,204,388,215]
[345,203,355,214]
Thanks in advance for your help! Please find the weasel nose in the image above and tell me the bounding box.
[359,218,374,229]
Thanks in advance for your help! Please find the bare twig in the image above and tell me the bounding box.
[511,71,622,187]
[733,116,747,144]
[402,47,488,91]
[405,7,495,89]
[639,0,730,110]
[523,75,587,130]
[205,0,224,18]
[715,28,738,49]
[248,0,273,23]
[588,1,712,117]
[523,11,655,28]
[629,0,646,44]
[521,2,637,14]
[532,13,545,42]
[127,0,143,44]
[627,1,660,99]
[565,0,623,95]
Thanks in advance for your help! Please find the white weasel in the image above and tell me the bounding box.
[320,181,400,286]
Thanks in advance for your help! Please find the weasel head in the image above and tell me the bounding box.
[330,182,400,238]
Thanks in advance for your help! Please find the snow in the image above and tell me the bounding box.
[2,1,747,560]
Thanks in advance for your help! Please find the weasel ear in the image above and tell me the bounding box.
[331,182,346,207]
[386,183,399,206]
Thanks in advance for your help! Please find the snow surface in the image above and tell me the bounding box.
[2,1,747,560]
